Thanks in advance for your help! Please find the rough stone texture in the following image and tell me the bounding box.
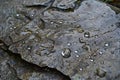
[23,0,78,10]
[0,50,20,80]
[0,49,70,80]
[0,0,120,80]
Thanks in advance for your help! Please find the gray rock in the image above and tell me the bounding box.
[0,49,70,80]
[0,0,120,80]
[23,0,78,10]
[0,50,19,80]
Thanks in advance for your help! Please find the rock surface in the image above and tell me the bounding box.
[0,0,120,80]
[0,49,70,80]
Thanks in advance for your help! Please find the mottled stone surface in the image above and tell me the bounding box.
[0,49,70,80]
[0,0,120,80]
[23,0,78,9]
[0,50,20,80]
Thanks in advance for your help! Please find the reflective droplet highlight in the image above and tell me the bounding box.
[61,48,71,58]
[36,31,39,34]
[79,38,85,43]
[67,43,71,46]
[31,14,34,17]
[27,47,31,50]
[90,59,94,62]
[104,43,109,47]
[76,55,79,57]
[50,21,54,24]
[84,32,90,38]
[74,50,78,53]
[80,68,83,71]
[59,21,63,24]
[99,51,103,55]
[16,14,20,17]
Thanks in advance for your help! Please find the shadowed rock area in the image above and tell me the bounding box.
[0,0,120,80]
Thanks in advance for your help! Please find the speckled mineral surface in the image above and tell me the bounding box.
[0,0,120,80]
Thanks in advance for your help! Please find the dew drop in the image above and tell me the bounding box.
[76,55,79,58]
[82,44,90,51]
[104,43,109,47]
[27,47,31,50]
[84,32,90,38]
[50,21,54,24]
[36,31,39,34]
[99,51,103,55]
[90,59,94,62]
[67,43,71,46]
[10,27,13,30]
[31,14,34,17]
[80,68,83,71]
[16,14,20,17]
[14,27,16,29]
[59,21,62,24]
[61,48,71,58]
[79,38,85,43]
[74,50,78,53]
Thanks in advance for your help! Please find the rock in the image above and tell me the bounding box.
[0,0,120,80]
[0,50,20,80]
[0,49,70,80]
[23,0,78,10]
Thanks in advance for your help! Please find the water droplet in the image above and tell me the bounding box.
[104,43,109,47]
[76,55,79,57]
[80,68,83,71]
[67,43,71,46]
[99,51,103,55]
[14,27,16,29]
[50,21,54,24]
[61,48,71,58]
[16,14,20,17]
[59,21,62,24]
[10,27,13,30]
[90,59,94,62]
[84,32,90,38]
[82,44,90,51]
[79,38,85,43]
[36,31,39,34]
[31,14,34,17]
[74,50,78,53]
[27,47,31,50]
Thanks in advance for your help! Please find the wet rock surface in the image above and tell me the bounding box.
[0,0,120,80]
[0,49,70,80]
